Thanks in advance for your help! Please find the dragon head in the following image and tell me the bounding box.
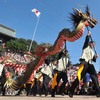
[70,6,98,29]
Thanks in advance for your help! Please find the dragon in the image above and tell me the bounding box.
[8,6,97,90]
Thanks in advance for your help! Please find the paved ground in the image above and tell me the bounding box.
[0,95,100,100]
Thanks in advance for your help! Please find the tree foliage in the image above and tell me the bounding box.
[6,38,38,53]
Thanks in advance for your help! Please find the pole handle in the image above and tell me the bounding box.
[86,27,97,55]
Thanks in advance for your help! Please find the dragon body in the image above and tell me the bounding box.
[6,7,97,90]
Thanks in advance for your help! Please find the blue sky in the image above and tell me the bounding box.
[0,0,100,71]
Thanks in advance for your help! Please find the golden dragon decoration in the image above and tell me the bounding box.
[7,6,97,90]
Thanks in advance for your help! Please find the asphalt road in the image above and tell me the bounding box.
[0,95,100,100]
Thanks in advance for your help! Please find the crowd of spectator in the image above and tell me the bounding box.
[0,48,100,96]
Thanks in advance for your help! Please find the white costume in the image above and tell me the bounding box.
[0,64,4,76]
[57,57,68,71]
[81,46,94,64]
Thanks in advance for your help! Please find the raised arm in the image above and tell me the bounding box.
[82,31,91,49]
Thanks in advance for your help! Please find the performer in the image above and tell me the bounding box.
[40,58,52,96]
[68,31,100,98]
[30,69,43,96]
[51,49,69,97]
[0,63,6,96]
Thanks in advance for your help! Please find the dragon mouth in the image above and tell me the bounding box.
[88,18,98,28]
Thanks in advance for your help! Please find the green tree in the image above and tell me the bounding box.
[6,38,38,53]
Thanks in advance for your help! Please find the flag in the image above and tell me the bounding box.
[32,8,41,17]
